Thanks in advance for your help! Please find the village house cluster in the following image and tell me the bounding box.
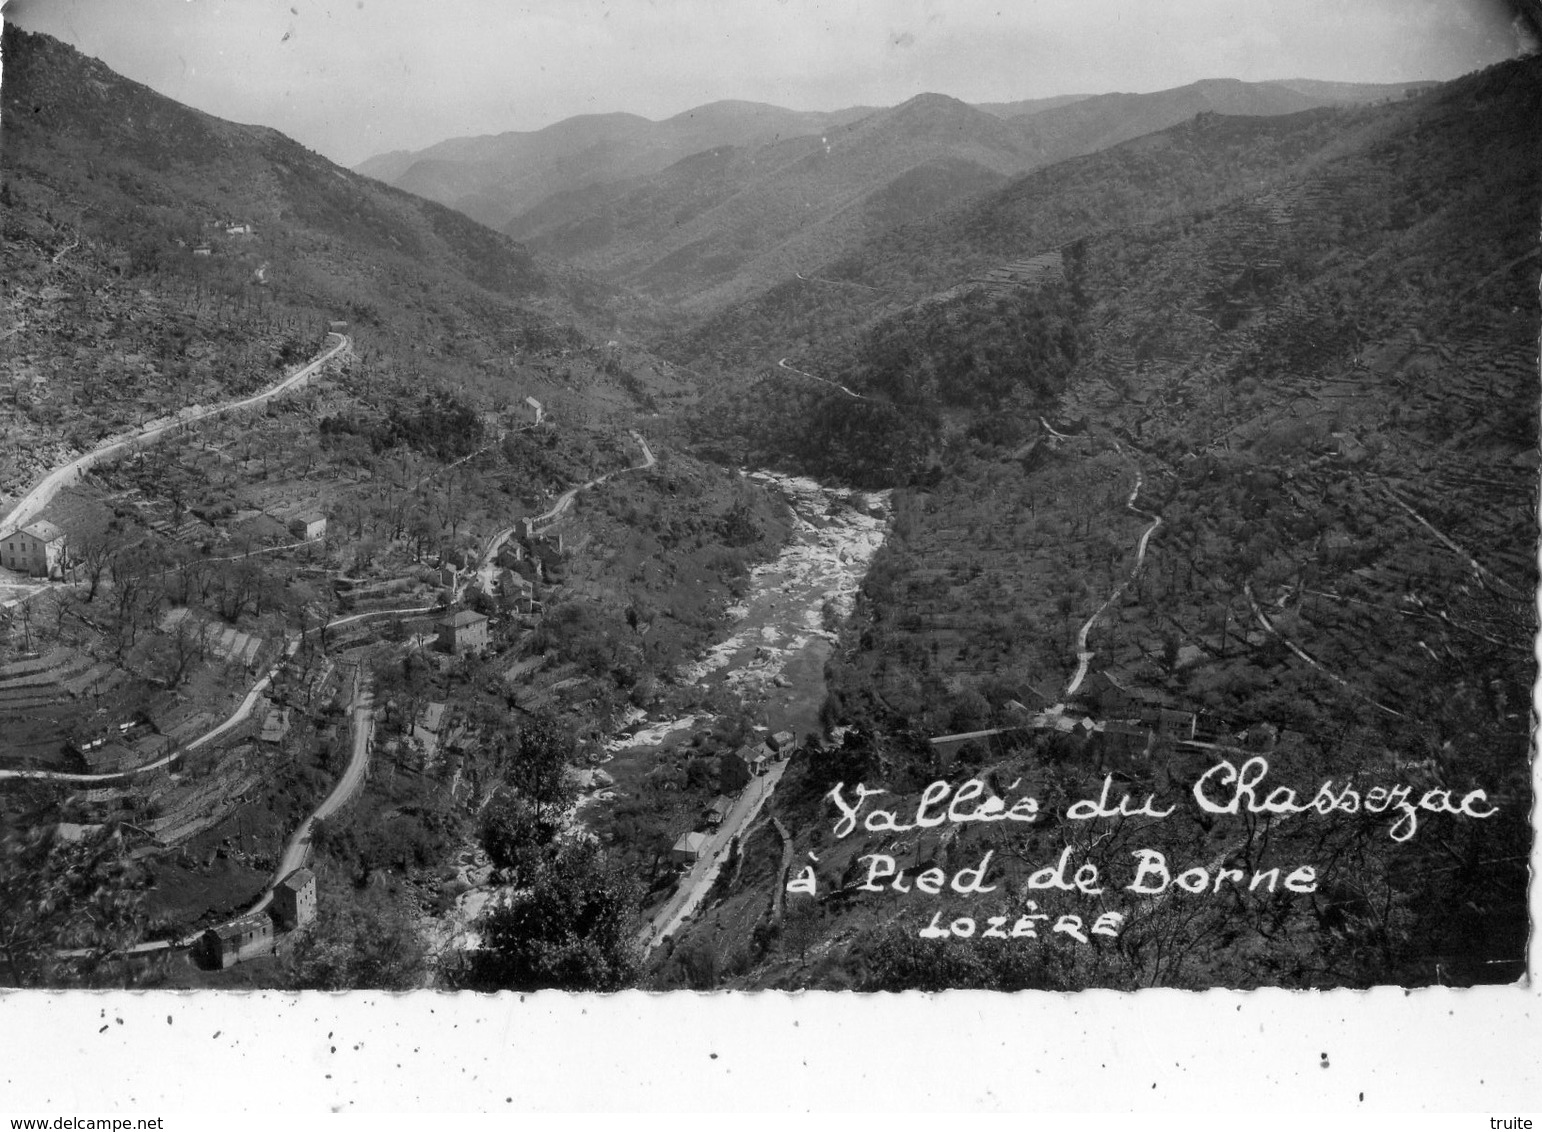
[670,728,795,866]
[197,865,317,969]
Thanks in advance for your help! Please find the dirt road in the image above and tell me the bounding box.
[638,758,789,954]
[250,670,375,915]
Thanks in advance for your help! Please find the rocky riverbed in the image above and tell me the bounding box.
[674,471,890,734]
[426,471,891,959]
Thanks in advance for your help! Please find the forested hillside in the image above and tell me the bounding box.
[653,56,1539,991]
[664,99,1434,377]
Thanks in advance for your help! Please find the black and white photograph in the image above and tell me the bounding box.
[0,0,1537,1103]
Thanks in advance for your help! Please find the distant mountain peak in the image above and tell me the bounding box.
[885,91,984,122]
[897,91,973,110]
[863,91,1011,140]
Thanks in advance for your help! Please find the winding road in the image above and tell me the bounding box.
[52,663,376,958]
[1063,460,1163,699]
[0,332,350,538]
[535,429,655,528]
[0,632,301,784]
[793,271,890,294]
[30,397,649,959]
[248,667,375,916]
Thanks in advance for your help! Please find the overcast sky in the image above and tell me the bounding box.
[4,0,1529,167]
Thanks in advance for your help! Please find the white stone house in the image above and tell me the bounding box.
[0,520,65,578]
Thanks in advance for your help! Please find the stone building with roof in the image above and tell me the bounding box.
[289,511,328,541]
[199,913,274,969]
[0,520,65,577]
[704,795,734,828]
[437,610,489,655]
[270,867,317,931]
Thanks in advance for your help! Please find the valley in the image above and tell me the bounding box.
[0,22,1534,997]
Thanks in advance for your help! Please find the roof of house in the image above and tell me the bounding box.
[673,831,708,853]
[276,867,315,893]
[444,610,488,628]
[259,707,290,742]
[18,520,64,543]
[419,702,446,732]
[707,796,733,817]
[296,511,327,524]
[209,913,273,941]
[1103,721,1147,736]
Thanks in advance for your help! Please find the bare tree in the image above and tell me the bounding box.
[71,531,114,603]
[109,549,152,653]
[164,617,206,688]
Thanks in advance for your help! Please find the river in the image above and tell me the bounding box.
[426,470,892,959]
[674,470,890,737]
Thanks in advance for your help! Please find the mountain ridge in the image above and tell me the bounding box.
[358,77,1425,290]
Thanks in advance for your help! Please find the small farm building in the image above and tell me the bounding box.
[438,610,490,655]
[671,831,709,866]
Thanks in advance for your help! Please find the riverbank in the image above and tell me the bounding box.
[425,471,892,963]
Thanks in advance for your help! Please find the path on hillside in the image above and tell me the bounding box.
[793,271,891,294]
[410,428,509,493]
[1243,582,1405,720]
[1063,458,1163,699]
[1381,487,1527,599]
[776,357,867,401]
[0,333,350,538]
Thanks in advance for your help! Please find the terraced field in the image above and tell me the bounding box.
[0,644,142,770]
